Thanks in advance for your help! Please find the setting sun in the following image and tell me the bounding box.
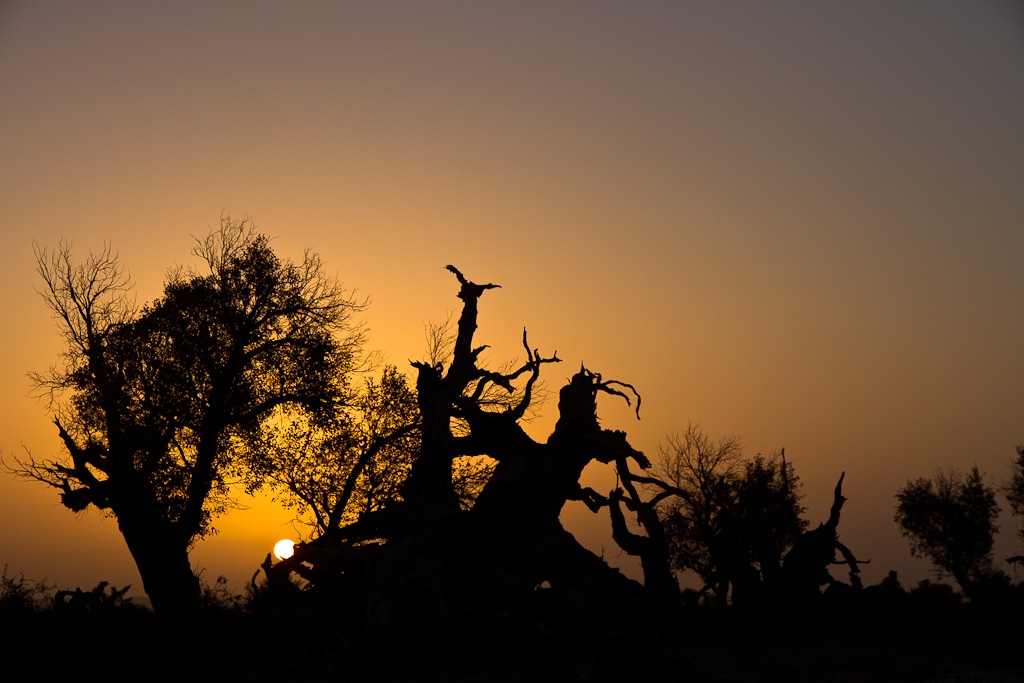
[273,539,295,561]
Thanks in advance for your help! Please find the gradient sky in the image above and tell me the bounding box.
[2,1,1022,599]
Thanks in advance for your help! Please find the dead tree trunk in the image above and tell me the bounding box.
[402,267,501,525]
[779,472,866,600]
[464,365,649,594]
[276,266,656,618]
[607,486,680,608]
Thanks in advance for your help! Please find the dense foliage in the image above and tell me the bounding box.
[894,466,1002,597]
[10,217,365,613]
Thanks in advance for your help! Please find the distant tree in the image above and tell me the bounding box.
[894,466,1001,598]
[9,217,365,615]
[1006,445,1024,567]
[653,423,806,605]
[730,453,809,592]
[653,424,742,598]
[1008,446,1024,519]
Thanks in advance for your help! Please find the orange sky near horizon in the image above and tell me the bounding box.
[2,1,1022,601]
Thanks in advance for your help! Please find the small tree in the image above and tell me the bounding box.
[10,217,365,615]
[894,466,1001,598]
[258,365,420,537]
[654,424,742,598]
[653,423,806,605]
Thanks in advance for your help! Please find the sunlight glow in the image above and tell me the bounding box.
[273,539,295,560]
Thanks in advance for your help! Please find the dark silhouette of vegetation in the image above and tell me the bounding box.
[1006,445,1024,568]
[780,471,866,599]
[3,560,1022,682]
[895,465,1002,598]
[261,265,875,635]
[0,565,53,615]
[605,460,681,609]
[255,361,494,540]
[648,424,807,606]
[1,565,140,619]
[256,363,420,536]
[266,266,654,630]
[7,216,365,615]
[1008,446,1024,520]
[54,581,134,613]
[640,424,866,608]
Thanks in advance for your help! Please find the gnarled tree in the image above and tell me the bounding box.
[780,471,865,601]
[273,266,657,622]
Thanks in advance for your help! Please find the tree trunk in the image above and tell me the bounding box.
[116,508,200,616]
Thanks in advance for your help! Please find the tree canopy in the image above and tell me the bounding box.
[11,217,366,614]
[894,466,1001,598]
[256,364,420,537]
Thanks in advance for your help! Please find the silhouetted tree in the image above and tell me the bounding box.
[257,364,420,537]
[271,266,654,621]
[257,358,498,548]
[654,424,743,600]
[1005,445,1024,568]
[605,468,680,608]
[10,217,364,615]
[895,466,1001,598]
[651,423,806,605]
[780,471,864,601]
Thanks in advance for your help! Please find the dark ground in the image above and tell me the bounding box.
[3,581,1022,683]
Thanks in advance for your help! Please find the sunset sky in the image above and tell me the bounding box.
[2,1,1022,600]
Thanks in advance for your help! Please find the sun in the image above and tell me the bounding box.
[273,539,295,560]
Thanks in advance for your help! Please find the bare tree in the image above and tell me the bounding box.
[654,424,741,600]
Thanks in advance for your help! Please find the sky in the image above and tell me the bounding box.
[1,1,1022,601]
